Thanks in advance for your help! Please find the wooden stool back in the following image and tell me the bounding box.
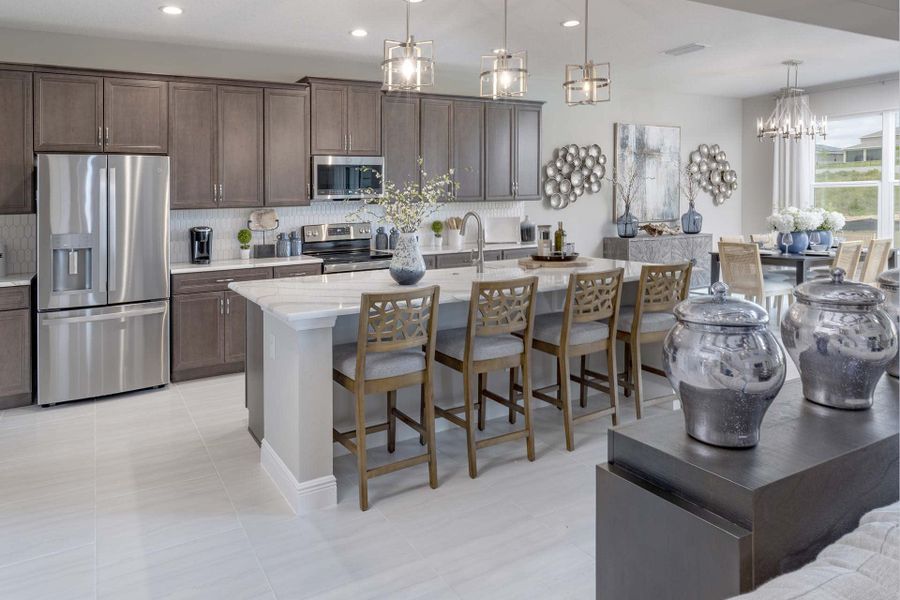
[468,276,538,344]
[718,242,764,303]
[355,286,440,381]
[631,262,692,336]
[859,238,892,283]
[561,269,624,347]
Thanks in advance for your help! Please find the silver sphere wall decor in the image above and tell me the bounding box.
[543,144,607,209]
[687,143,737,206]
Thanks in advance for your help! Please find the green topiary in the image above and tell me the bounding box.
[431,220,444,236]
[237,228,252,249]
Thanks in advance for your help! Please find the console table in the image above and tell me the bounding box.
[603,234,712,289]
[596,377,899,600]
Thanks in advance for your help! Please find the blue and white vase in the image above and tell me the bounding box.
[389,233,426,285]
[777,231,809,255]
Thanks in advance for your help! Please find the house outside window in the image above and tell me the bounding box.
[813,110,899,245]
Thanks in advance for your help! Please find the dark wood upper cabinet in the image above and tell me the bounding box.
[217,86,264,208]
[382,94,420,188]
[0,70,33,214]
[169,82,218,209]
[451,99,484,201]
[420,97,451,184]
[514,105,541,201]
[103,78,168,154]
[346,85,381,155]
[485,103,515,201]
[308,80,381,156]
[34,72,103,152]
[264,88,310,206]
[310,83,347,155]
[171,292,225,372]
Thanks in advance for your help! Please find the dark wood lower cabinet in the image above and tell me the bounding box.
[0,286,32,409]
[171,291,226,376]
[223,291,247,364]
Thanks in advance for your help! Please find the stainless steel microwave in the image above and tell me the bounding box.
[311,155,384,201]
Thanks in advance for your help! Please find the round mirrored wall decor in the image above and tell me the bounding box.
[542,144,607,209]
[689,143,738,206]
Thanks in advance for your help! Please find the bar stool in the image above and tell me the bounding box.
[527,269,624,451]
[617,263,692,419]
[434,276,538,478]
[332,286,440,511]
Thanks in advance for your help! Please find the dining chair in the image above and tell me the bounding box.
[718,242,794,320]
[526,269,624,451]
[858,238,893,283]
[809,241,863,280]
[332,286,440,511]
[616,262,692,419]
[719,235,745,243]
[434,276,538,478]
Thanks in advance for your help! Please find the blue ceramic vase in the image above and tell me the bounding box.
[777,231,809,254]
[617,207,639,238]
[389,233,426,285]
[681,203,703,234]
[808,230,832,249]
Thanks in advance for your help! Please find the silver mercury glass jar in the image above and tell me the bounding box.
[663,282,786,448]
[781,268,897,409]
[877,268,899,378]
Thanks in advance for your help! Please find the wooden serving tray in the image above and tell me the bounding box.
[518,256,589,269]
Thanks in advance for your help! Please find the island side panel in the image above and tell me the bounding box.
[261,311,338,513]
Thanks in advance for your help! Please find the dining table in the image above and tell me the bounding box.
[709,248,898,287]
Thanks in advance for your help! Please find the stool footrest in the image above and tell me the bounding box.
[366,453,431,479]
[392,408,425,436]
[481,389,525,415]
[434,406,467,428]
[573,406,616,425]
[476,429,527,449]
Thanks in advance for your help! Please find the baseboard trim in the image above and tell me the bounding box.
[260,439,337,514]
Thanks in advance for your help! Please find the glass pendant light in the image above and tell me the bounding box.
[382,0,434,92]
[563,0,610,106]
[479,0,527,99]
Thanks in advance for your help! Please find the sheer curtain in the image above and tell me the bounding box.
[771,102,815,210]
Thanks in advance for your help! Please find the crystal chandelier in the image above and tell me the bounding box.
[382,0,434,92]
[563,0,610,106]
[479,0,527,99]
[756,60,827,141]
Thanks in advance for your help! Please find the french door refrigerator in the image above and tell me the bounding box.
[36,154,170,405]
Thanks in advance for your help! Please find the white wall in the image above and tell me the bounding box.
[741,78,900,235]
[0,27,744,266]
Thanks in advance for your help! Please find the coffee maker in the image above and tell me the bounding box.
[190,227,212,264]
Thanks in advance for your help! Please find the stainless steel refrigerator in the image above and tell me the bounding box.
[36,154,170,405]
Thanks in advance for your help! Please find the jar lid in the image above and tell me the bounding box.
[674,282,770,327]
[877,268,899,292]
[795,268,885,307]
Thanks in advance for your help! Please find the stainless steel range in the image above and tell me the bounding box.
[301,223,392,274]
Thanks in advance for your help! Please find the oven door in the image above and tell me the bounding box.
[312,156,384,201]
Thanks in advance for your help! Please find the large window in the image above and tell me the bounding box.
[814,110,898,245]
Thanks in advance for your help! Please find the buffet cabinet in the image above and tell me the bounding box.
[0,285,32,409]
[603,234,713,289]
[170,264,321,382]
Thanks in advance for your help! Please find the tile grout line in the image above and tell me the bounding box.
[172,380,280,600]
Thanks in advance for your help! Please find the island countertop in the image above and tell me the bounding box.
[229,257,646,323]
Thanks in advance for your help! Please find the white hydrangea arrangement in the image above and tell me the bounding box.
[347,160,458,233]
[766,207,825,233]
[820,210,846,232]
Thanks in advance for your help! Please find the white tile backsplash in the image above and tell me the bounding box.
[169,201,526,262]
[0,214,37,274]
[0,202,527,272]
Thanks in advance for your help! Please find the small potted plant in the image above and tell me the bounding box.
[431,220,444,247]
[237,228,252,260]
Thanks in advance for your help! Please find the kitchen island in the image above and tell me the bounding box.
[230,257,647,513]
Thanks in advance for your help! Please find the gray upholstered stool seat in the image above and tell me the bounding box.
[616,308,677,333]
[332,343,425,380]
[435,328,524,361]
[532,313,610,346]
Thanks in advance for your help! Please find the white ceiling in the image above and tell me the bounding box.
[0,0,895,98]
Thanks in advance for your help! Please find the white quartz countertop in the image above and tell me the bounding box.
[170,255,323,274]
[230,257,646,323]
[0,273,34,287]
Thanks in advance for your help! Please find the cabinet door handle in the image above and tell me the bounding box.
[98,126,102,147]
[105,127,110,145]
[226,297,231,315]
[348,133,352,152]
[307,182,311,199]
[219,298,224,315]
[212,183,217,204]
[219,184,224,204]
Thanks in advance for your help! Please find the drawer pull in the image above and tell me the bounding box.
[215,278,235,283]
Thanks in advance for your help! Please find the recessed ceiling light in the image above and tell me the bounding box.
[406,0,424,3]
[159,5,183,15]
[561,19,580,27]
[350,28,368,37]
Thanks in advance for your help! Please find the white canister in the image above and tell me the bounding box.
[0,242,6,277]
